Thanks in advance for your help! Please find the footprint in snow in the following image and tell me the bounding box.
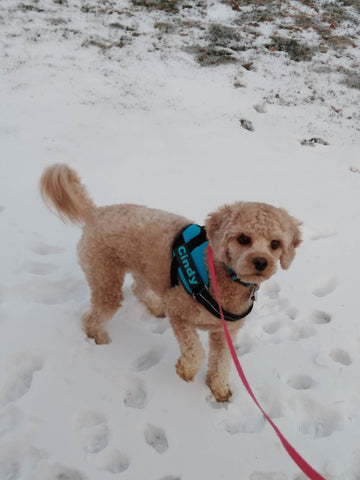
[329,348,352,366]
[311,276,337,297]
[286,306,298,320]
[262,319,283,334]
[310,310,331,325]
[291,324,316,340]
[290,397,343,438]
[122,376,148,409]
[0,444,45,480]
[23,261,58,275]
[18,277,86,305]
[30,241,65,255]
[262,280,281,299]
[76,411,110,454]
[101,449,130,474]
[35,462,86,480]
[133,346,163,372]
[287,374,315,390]
[76,413,130,473]
[218,406,266,435]
[144,424,169,454]
[221,416,265,435]
[0,354,43,407]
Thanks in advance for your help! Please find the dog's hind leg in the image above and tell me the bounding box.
[169,316,205,382]
[131,274,165,318]
[79,243,125,344]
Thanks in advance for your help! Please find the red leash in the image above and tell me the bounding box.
[207,245,326,480]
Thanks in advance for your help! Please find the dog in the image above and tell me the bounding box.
[40,164,301,402]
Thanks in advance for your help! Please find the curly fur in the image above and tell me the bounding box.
[40,164,302,402]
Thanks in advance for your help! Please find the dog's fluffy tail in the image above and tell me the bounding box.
[40,164,96,225]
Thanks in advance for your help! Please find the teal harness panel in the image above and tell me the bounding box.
[177,224,208,294]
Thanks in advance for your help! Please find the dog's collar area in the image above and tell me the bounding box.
[226,267,257,288]
[226,267,259,302]
[170,224,256,322]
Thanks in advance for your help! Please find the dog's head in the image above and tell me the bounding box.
[205,202,302,284]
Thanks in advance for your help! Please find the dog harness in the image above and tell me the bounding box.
[170,224,256,322]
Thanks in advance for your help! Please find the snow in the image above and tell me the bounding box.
[1,0,360,479]
[207,2,237,22]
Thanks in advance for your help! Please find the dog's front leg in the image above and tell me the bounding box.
[207,330,235,402]
[169,316,205,382]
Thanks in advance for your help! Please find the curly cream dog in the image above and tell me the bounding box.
[40,164,301,402]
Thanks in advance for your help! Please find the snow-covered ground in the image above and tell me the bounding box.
[1,1,360,479]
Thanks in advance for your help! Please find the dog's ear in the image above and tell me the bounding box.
[280,214,302,270]
[205,204,234,263]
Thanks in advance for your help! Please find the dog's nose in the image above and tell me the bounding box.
[253,257,268,271]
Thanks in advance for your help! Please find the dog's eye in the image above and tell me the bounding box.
[238,235,251,245]
[270,240,280,250]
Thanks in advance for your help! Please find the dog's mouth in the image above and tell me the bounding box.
[236,271,269,284]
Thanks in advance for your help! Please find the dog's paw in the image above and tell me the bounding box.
[82,311,111,345]
[206,377,232,403]
[211,388,232,403]
[82,321,110,345]
[86,330,110,345]
[175,357,198,382]
[94,331,111,345]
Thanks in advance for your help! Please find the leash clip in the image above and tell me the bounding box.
[250,286,258,302]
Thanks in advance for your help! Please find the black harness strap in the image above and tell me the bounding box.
[171,225,254,322]
[196,287,254,322]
